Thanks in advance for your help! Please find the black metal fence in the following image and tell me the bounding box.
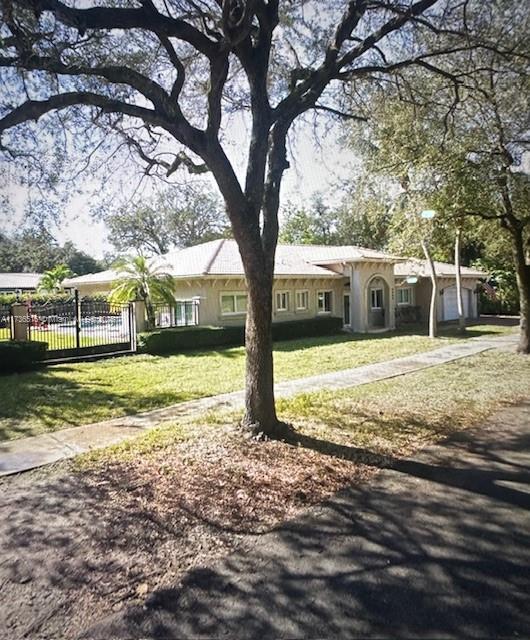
[153,300,199,329]
[27,292,135,359]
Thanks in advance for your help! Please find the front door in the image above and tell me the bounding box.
[344,294,350,326]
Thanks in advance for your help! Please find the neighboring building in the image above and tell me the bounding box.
[64,240,487,332]
[0,272,42,294]
[394,259,485,323]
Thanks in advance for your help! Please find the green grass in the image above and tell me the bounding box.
[81,349,530,467]
[0,323,516,441]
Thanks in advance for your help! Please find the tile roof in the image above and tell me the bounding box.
[0,272,43,290]
[395,258,486,279]
[66,239,403,285]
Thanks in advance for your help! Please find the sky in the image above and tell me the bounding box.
[2,115,358,259]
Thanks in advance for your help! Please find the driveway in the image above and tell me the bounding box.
[84,401,530,639]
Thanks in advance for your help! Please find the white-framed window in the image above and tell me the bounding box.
[396,287,412,306]
[221,292,247,315]
[317,290,332,314]
[296,289,309,311]
[370,288,384,309]
[275,290,290,312]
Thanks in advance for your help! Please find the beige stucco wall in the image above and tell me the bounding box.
[195,276,345,327]
[74,276,346,327]
[349,261,396,333]
[398,276,479,323]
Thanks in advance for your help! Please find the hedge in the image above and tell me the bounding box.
[0,292,109,305]
[138,316,343,355]
[0,340,48,373]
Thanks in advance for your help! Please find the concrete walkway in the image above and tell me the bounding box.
[0,332,517,476]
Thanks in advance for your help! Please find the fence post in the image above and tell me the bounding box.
[11,303,29,341]
[74,289,81,351]
[133,300,147,334]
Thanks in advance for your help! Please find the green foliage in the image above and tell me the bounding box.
[103,183,230,255]
[110,255,176,329]
[138,317,344,355]
[38,264,73,293]
[280,193,339,245]
[0,340,47,373]
[0,228,102,275]
[0,292,108,305]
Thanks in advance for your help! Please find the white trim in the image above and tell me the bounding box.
[275,290,290,312]
[317,290,333,314]
[396,286,412,306]
[370,287,384,310]
[295,289,309,311]
[220,291,247,316]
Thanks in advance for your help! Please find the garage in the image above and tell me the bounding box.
[443,286,470,321]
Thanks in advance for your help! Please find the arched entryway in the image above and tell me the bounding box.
[367,275,390,330]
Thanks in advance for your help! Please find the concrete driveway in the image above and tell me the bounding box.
[83,401,530,639]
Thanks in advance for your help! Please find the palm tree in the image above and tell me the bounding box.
[109,255,175,329]
[38,264,73,294]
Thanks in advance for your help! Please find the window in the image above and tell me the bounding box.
[317,290,332,314]
[370,288,384,309]
[296,290,309,311]
[221,293,247,315]
[276,291,290,312]
[397,287,412,305]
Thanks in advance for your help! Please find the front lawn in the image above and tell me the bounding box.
[79,349,530,535]
[0,323,515,441]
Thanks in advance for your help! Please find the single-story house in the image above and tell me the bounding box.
[394,259,485,323]
[64,240,486,332]
[0,272,43,294]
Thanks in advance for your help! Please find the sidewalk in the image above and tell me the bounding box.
[0,332,518,476]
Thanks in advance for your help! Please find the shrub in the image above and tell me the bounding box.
[138,316,343,355]
[0,340,48,373]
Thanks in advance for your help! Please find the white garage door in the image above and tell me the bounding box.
[443,286,470,321]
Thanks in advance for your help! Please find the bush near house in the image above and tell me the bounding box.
[0,340,48,373]
[138,317,344,355]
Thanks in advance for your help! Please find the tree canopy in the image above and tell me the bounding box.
[103,182,230,255]
[1,0,523,431]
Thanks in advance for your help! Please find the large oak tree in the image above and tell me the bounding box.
[0,0,488,435]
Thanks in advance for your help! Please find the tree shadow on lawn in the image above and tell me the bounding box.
[1,403,529,638]
[80,406,530,639]
[0,367,193,441]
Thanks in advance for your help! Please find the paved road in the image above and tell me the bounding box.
[83,401,530,639]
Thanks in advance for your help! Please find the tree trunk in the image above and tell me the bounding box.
[240,265,281,436]
[510,226,530,354]
[422,239,438,338]
[454,227,466,334]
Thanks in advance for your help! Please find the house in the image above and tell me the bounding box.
[0,272,43,294]
[64,240,486,332]
[394,259,485,323]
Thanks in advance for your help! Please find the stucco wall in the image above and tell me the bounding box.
[404,276,479,322]
[349,261,396,333]
[73,276,345,327]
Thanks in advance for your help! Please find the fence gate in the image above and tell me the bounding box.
[28,292,135,361]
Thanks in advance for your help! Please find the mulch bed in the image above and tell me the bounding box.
[0,423,374,639]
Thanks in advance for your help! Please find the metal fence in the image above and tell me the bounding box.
[0,304,11,341]
[153,300,199,329]
[27,292,135,359]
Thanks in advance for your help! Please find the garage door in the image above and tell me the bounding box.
[443,286,470,320]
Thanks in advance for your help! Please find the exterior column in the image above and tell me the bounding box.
[11,303,29,341]
[349,264,364,333]
[133,300,147,334]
